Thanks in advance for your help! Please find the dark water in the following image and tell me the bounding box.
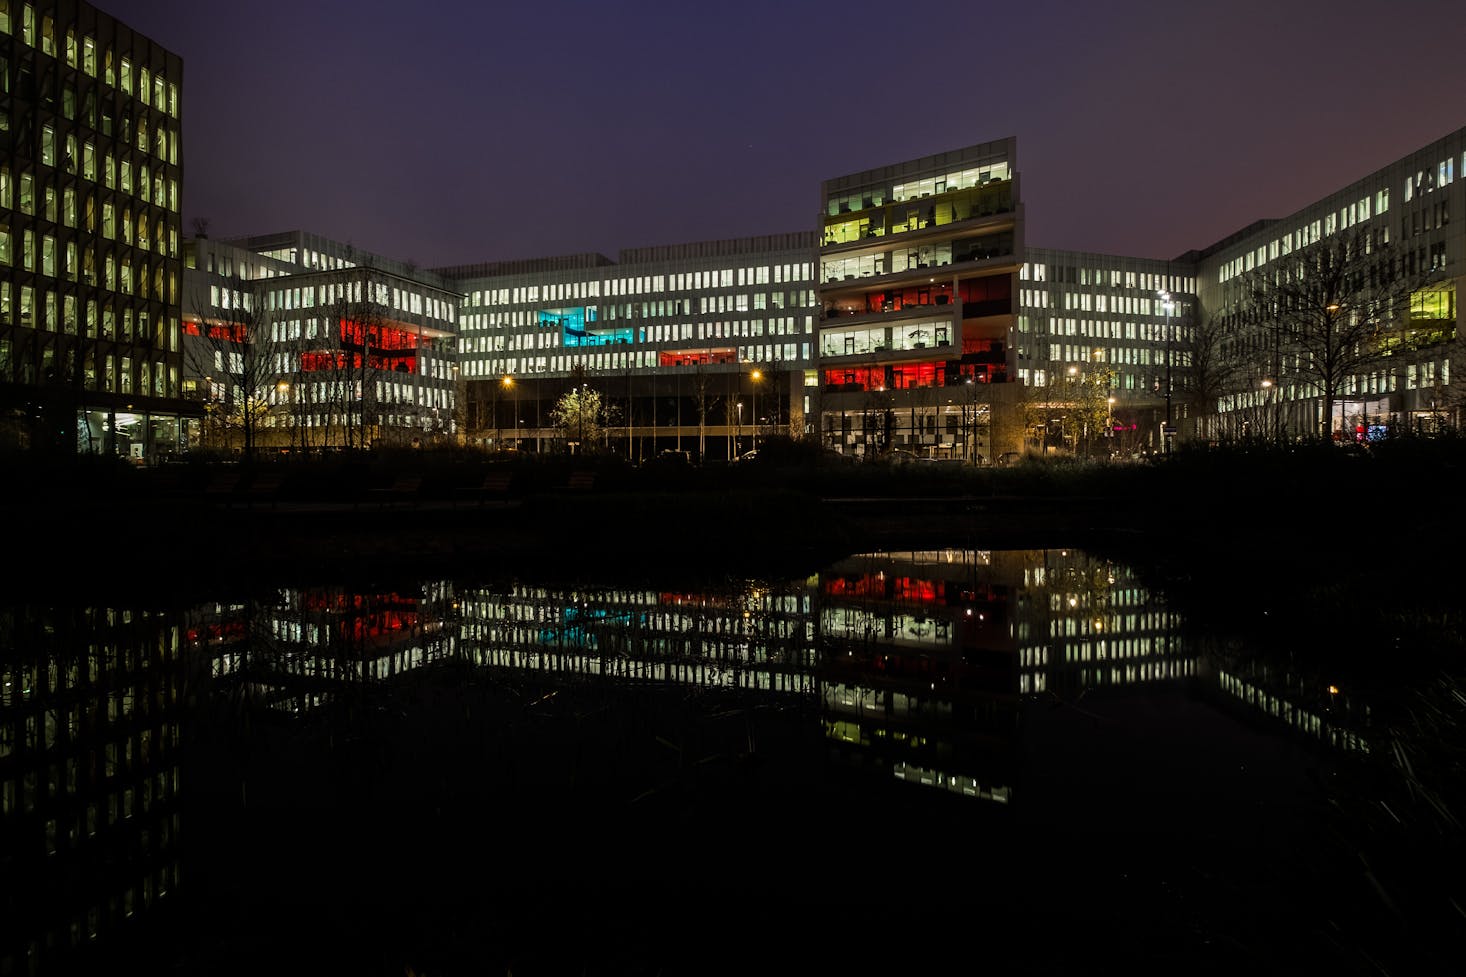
[1,549,1461,976]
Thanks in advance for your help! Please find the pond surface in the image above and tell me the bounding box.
[1,548,1460,976]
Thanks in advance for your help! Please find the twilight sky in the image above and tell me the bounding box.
[101,0,1466,270]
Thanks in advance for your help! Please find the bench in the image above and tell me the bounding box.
[567,471,596,492]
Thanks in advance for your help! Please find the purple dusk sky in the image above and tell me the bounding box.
[100,0,1466,270]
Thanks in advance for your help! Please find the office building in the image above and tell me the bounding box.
[1191,128,1462,441]
[814,139,1023,461]
[182,231,460,454]
[440,233,817,461]
[0,0,188,463]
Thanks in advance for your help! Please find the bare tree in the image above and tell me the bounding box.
[314,265,391,451]
[186,275,280,458]
[690,363,722,462]
[1181,314,1241,421]
[1233,228,1444,439]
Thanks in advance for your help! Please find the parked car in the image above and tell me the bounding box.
[644,449,693,468]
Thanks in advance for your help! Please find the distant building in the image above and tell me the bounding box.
[182,231,459,454]
[1189,129,1462,441]
[170,122,1462,461]
[1018,248,1198,456]
[0,1,189,463]
[439,233,817,461]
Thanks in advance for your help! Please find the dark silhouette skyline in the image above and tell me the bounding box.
[100,0,1466,268]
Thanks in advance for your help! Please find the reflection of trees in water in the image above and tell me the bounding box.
[1188,627,1466,971]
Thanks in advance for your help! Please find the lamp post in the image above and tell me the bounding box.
[1260,378,1273,442]
[750,368,762,450]
[1066,366,1079,454]
[502,375,516,450]
[1158,290,1174,453]
[735,400,743,456]
[963,376,974,463]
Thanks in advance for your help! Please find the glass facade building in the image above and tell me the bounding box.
[0,0,189,464]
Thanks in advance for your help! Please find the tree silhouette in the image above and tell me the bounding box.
[1232,228,1445,439]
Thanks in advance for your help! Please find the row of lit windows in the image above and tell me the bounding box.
[1218,189,1393,283]
[1404,358,1450,389]
[1026,314,1187,345]
[1219,672,1371,754]
[251,245,357,274]
[1,3,180,117]
[485,342,810,379]
[0,343,180,396]
[1403,154,1459,201]
[1021,261,1195,295]
[1,168,180,247]
[0,282,176,341]
[467,263,814,308]
[473,586,808,615]
[825,161,1012,215]
[35,121,180,181]
[261,279,456,324]
[2,237,176,301]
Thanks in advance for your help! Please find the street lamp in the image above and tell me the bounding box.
[750,369,762,450]
[1260,378,1273,442]
[1158,290,1174,453]
[735,400,744,456]
[963,376,975,463]
[1067,366,1079,454]
[502,375,517,450]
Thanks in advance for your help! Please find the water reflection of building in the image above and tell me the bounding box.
[0,603,187,975]
[1014,549,1193,695]
[817,550,1022,802]
[1202,657,1373,756]
[188,584,457,713]
[455,582,817,696]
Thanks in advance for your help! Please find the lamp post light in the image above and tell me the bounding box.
[1260,378,1273,442]
[963,376,975,463]
[1158,290,1175,453]
[1067,365,1079,454]
[502,375,516,450]
[750,368,762,450]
